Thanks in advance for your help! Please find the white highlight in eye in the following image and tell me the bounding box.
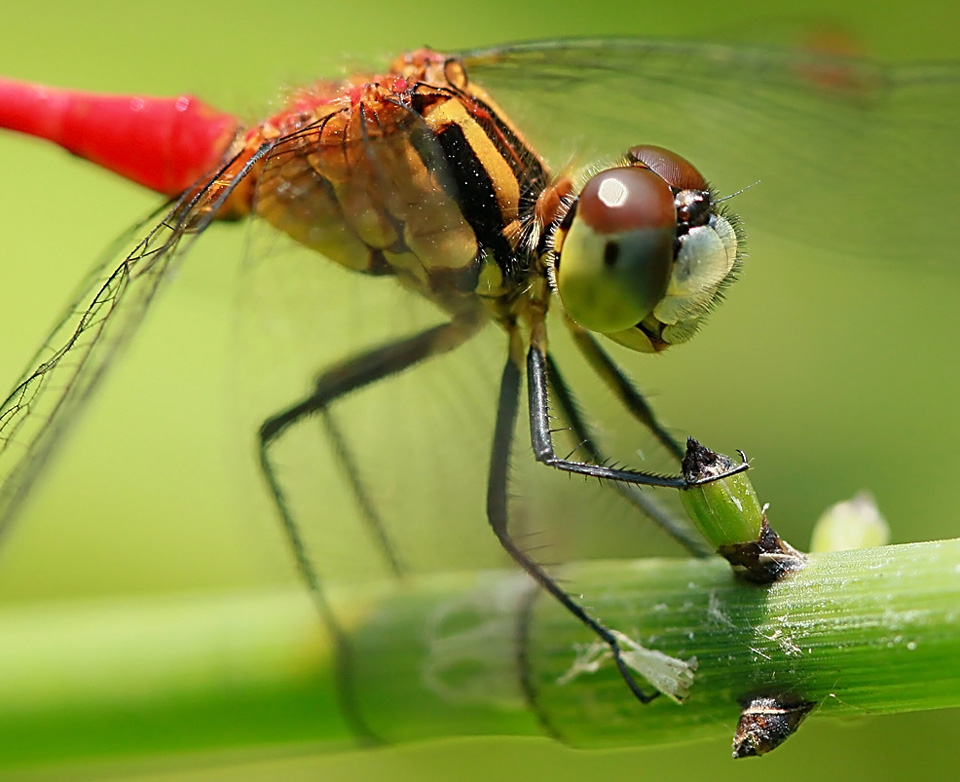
[597,177,629,208]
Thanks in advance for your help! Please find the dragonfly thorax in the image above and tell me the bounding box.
[224,50,551,322]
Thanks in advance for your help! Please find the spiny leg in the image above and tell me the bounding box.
[528,343,686,488]
[528,338,747,488]
[564,324,747,552]
[258,317,479,740]
[487,329,659,704]
[544,352,711,558]
[565,319,684,461]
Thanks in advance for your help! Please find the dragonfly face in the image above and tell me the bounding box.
[0,37,958,736]
[550,144,740,351]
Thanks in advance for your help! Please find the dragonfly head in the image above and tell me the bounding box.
[549,145,742,353]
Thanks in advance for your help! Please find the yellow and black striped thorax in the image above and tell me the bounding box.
[248,49,549,316]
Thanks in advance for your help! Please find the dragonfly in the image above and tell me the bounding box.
[0,38,958,732]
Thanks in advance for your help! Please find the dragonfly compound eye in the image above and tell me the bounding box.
[555,166,676,334]
[628,144,709,192]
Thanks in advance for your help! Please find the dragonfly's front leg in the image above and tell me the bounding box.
[543,351,711,557]
[527,344,686,489]
[528,343,747,490]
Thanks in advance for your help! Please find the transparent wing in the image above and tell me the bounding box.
[230,102,522,583]
[0,159,262,539]
[462,38,960,264]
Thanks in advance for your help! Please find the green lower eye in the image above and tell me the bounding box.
[555,166,676,334]
[556,217,674,333]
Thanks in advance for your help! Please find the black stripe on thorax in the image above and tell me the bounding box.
[464,92,548,214]
[432,121,516,271]
[409,88,547,282]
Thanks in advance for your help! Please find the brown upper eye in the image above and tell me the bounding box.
[577,167,677,236]
[553,165,677,335]
[627,145,708,192]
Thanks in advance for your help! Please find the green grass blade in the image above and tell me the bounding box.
[0,539,957,770]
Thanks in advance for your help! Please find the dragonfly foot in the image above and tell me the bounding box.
[682,437,750,486]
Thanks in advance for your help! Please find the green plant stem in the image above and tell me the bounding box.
[1,539,958,769]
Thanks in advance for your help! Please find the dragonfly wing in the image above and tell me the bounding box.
[0,181,241,538]
[462,38,960,264]
[233,106,516,582]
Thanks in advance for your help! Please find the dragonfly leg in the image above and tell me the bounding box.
[565,321,684,461]
[258,317,479,742]
[488,342,659,704]
[544,352,711,558]
[529,342,748,487]
[527,344,687,488]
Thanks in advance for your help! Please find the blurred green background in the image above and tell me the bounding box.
[0,0,958,778]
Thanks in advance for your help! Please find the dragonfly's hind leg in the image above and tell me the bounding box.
[489,332,661,703]
[257,316,479,741]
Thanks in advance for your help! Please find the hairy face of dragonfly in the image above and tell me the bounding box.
[549,144,739,352]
